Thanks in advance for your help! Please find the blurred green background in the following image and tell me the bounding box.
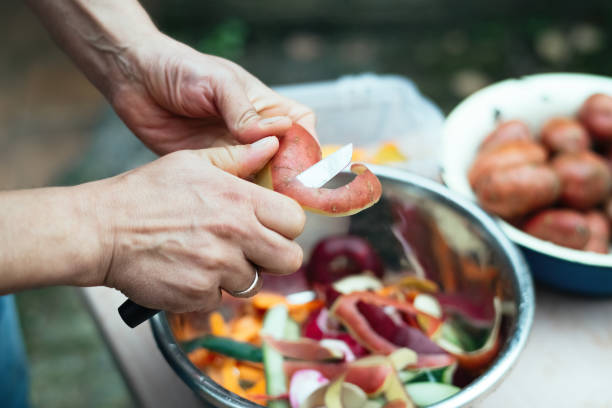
[1,0,611,407]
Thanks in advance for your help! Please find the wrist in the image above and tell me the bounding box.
[71,179,116,288]
[90,26,163,101]
[27,0,162,101]
[106,31,183,99]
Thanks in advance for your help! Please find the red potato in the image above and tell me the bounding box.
[472,163,561,219]
[468,140,547,188]
[256,124,382,216]
[551,151,612,210]
[540,117,590,154]
[478,120,533,154]
[583,211,610,254]
[523,209,590,250]
[579,93,612,142]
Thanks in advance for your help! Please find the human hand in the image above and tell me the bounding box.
[110,34,316,155]
[89,137,305,313]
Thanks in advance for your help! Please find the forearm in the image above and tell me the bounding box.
[0,184,106,294]
[26,0,159,99]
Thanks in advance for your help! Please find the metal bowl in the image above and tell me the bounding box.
[442,73,612,295]
[151,166,534,408]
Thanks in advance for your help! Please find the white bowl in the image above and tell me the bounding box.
[442,73,612,294]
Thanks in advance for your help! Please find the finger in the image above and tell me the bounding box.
[242,226,304,276]
[252,189,306,239]
[249,88,318,143]
[219,252,262,295]
[214,74,292,142]
[194,136,279,178]
[279,96,317,141]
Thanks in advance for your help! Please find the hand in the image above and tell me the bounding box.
[90,137,305,313]
[110,34,316,155]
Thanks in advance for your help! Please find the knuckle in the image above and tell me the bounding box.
[235,107,259,130]
[209,219,248,242]
[281,243,303,274]
[283,198,306,238]
[208,146,242,175]
[203,248,233,271]
[292,204,307,237]
[213,67,236,86]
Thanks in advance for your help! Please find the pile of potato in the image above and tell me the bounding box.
[469,93,612,253]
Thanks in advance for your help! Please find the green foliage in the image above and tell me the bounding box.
[195,19,248,60]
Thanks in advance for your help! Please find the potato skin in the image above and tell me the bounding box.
[479,120,533,154]
[540,117,590,154]
[551,151,612,210]
[579,93,612,142]
[473,163,561,218]
[523,209,590,250]
[469,140,547,187]
[584,211,610,254]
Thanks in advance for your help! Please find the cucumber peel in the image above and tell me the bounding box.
[262,305,290,408]
[181,335,262,362]
[405,382,460,407]
[284,317,301,341]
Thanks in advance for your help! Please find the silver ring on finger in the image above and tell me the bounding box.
[225,266,261,298]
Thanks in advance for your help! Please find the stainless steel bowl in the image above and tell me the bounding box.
[151,166,535,408]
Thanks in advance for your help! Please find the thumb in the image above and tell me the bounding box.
[195,136,279,178]
[214,79,292,143]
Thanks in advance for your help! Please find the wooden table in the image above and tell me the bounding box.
[81,285,612,408]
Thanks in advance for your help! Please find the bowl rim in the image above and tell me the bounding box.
[442,72,612,268]
[151,166,535,408]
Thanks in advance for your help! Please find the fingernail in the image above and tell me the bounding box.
[251,136,277,151]
[259,116,290,127]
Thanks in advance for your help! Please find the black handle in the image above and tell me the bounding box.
[118,300,160,328]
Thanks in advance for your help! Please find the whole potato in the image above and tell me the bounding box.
[523,209,590,250]
[578,93,612,142]
[584,211,610,254]
[473,163,561,219]
[479,120,533,154]
[551,151,612,210]
[469,140,547,188]
[540,117,590,154]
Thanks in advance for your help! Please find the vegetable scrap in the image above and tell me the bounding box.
[256,124,382,217]
[170,218,506,407]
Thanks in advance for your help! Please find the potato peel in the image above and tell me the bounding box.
[257,124,382,216]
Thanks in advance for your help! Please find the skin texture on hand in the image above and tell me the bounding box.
[18,0,313,313]
[28,0,316,155]
[93,137,306,312]
[0,138,306,313]
[112,34,317,154]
